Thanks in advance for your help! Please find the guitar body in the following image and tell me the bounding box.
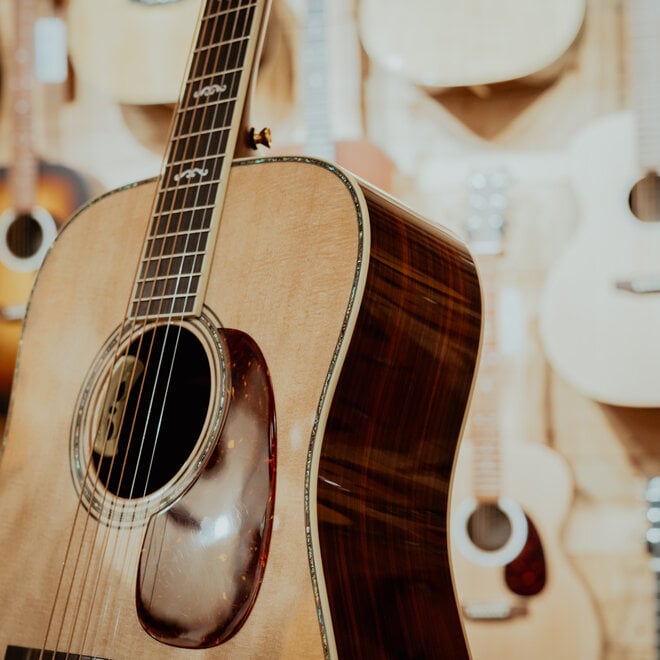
[358,0,585,89]
[0,157,480,657]
[451,440,602,659]
[539,111,660,406]
[0,160,90,405]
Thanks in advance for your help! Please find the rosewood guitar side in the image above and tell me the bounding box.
[317,184,481,658]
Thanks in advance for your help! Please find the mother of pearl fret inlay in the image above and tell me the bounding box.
[173,167,210,182]
[129,0,263,320]
[193,83,228,98]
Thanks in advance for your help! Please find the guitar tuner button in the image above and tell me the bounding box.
[249,127,272,149]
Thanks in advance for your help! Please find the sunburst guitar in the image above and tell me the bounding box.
[0,0,481,657]
[0,0,90,405]
[450,170,602,659]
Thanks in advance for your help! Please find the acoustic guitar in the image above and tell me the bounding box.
[539,0,660,407]
[358,0,585,90]
[450,170,601,659]
[0,1,482,658]
[0,0,90,406]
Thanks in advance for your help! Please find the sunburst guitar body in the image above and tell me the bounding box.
[0,162,89,404]
[0,1,481,657]
[0,0,91,405]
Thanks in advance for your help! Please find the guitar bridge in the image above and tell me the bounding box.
[462,601,528,621]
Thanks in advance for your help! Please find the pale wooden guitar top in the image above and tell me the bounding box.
[67,0,203,105]
[359,0,585,88]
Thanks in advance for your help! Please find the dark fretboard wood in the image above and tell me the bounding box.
[130,0,265,320]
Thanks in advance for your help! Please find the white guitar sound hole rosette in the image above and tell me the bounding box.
[452,496,528,568]
[0,205,57,272]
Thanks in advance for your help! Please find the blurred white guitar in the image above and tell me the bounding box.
[450,171,601,660]
[539,0,660,407]
[358,0,585,89]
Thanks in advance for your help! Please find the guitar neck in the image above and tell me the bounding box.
[465,170,509,502]
[10,0,39,212]
[629,0,660,172]
[302,0,334,160]
[469,254,502,501]
[131,0,269,320]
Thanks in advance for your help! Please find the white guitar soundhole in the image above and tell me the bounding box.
[0,206,57,272]
[452,496,528,567]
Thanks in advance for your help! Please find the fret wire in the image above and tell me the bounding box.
[148,228,210,240]
[138,272,203,284]
[152,202,216,214]
[143,249,207,259]
[157,179,221,192]
[136,292,199,303]
[145,235,209,254]
[203,1,257,19]
[172,114,236,137]
[141,256,205,280]
[137,276,201,298]
[145,232,209,248]
[154,196,217,216]
[166,137,231,163]
[183,66,243,85]
[163,150,226,171]
[194,34,250,52]
[150,211,213,233]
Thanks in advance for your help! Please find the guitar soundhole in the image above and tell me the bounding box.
[629,172,660,222]
[92,324,211,499]
[467,503,512,551]
[6,213,43,258]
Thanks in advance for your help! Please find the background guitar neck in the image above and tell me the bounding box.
[629,0,660,172]
[302,0,333,160]
[11,0,38,212]
[465,170,509,502]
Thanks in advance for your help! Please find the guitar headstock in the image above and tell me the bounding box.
[465,168,510,256]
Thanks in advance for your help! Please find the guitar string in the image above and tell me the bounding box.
[37,3,238,656]
[126,8,247,616]
[71,2,256,652]
[74,5,235,652]
[50,5,217,652]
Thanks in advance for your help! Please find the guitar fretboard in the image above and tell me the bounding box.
[130,0,263,319]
